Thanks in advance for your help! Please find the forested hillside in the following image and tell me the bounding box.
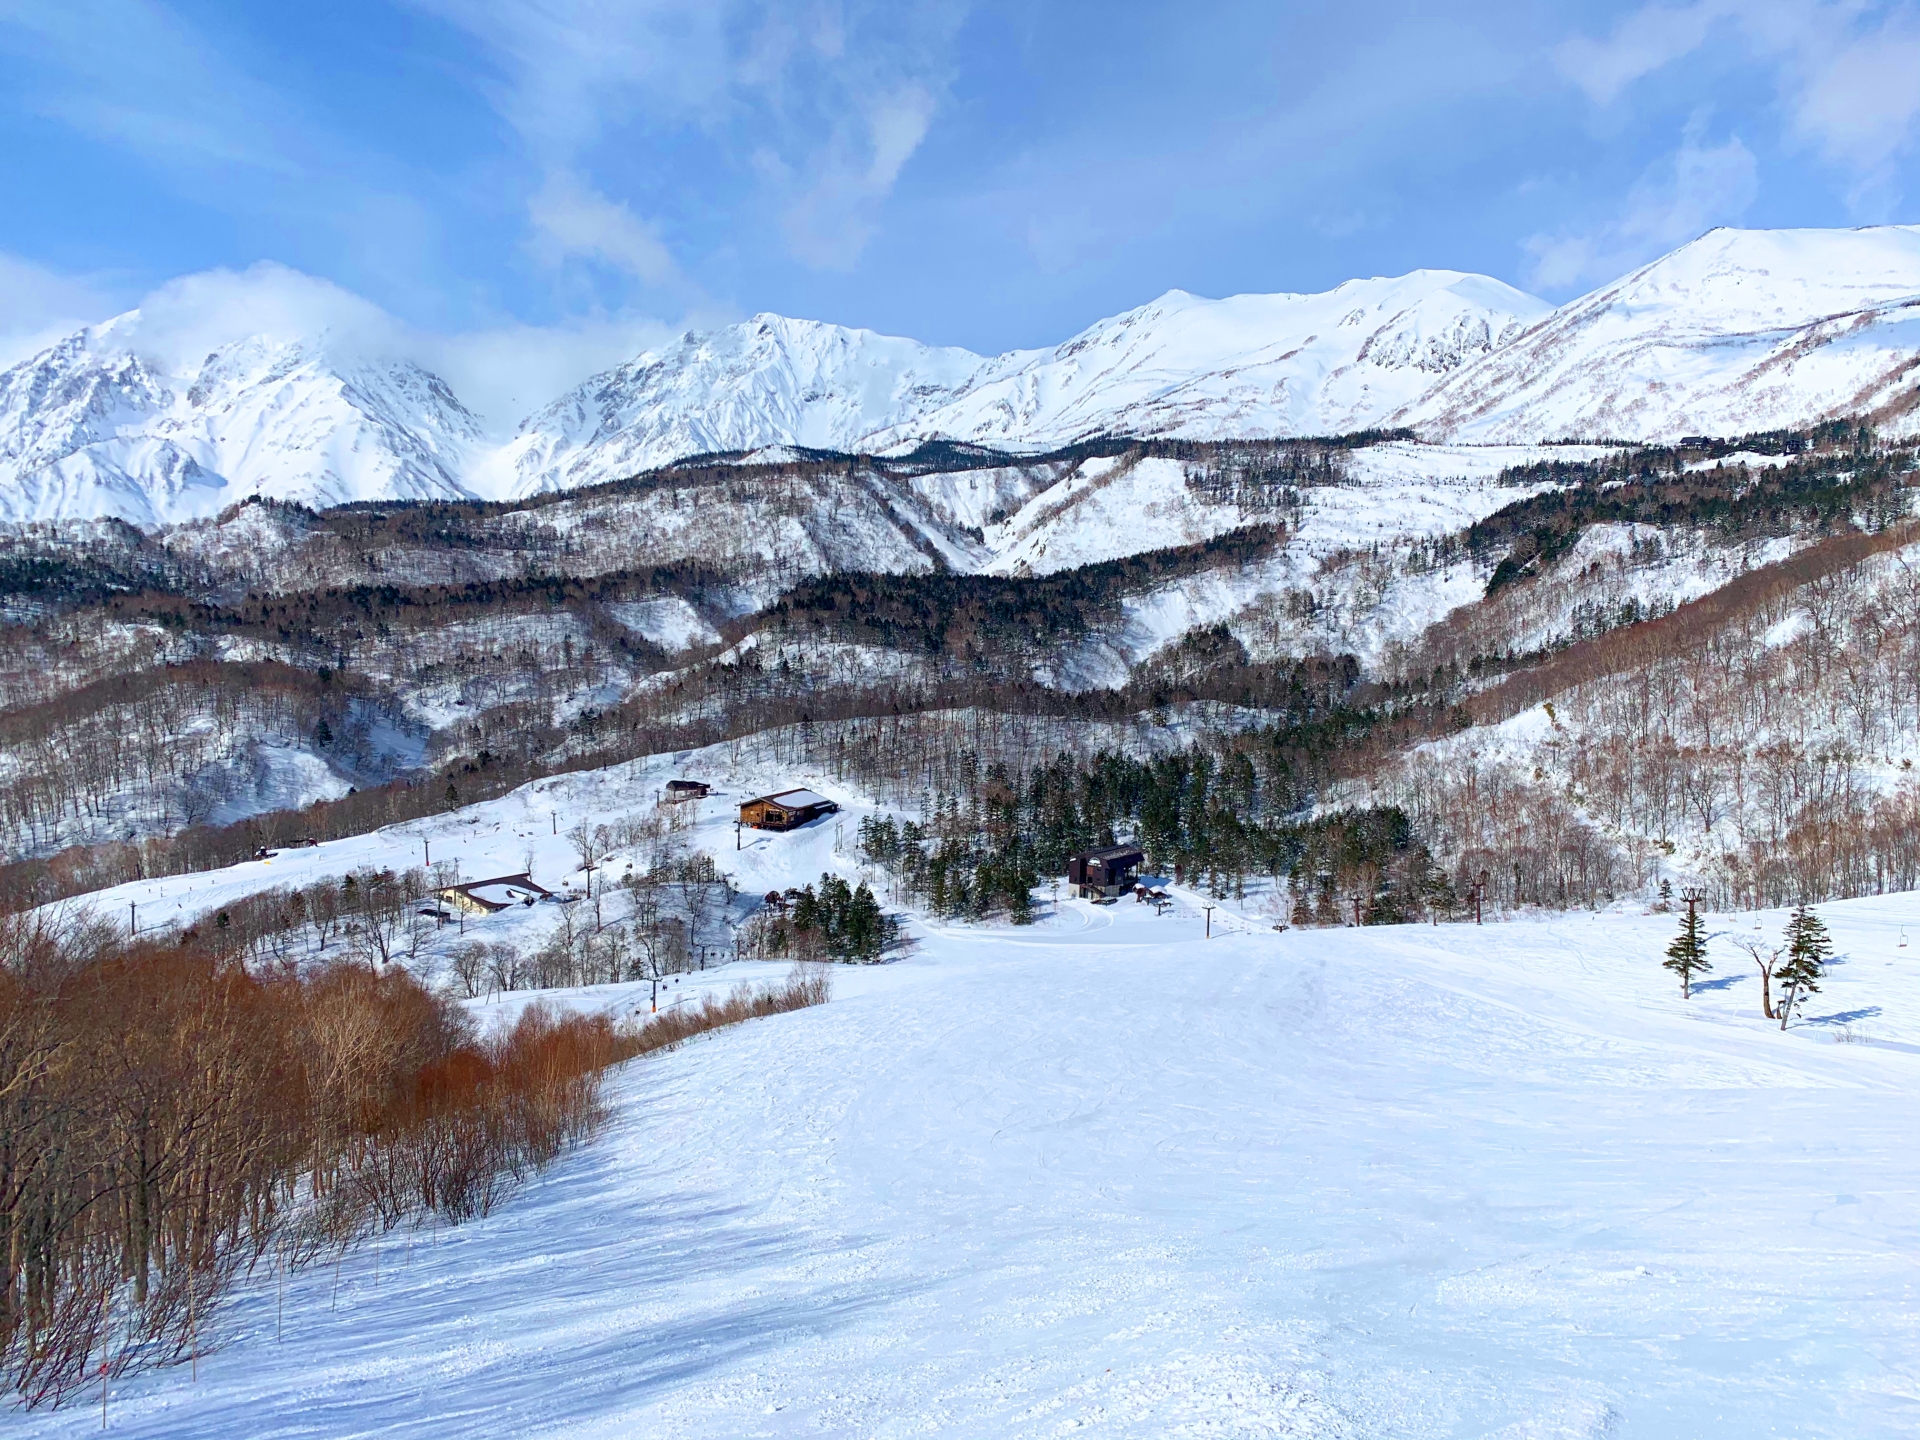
[2,420,1916,924]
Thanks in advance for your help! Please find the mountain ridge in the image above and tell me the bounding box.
[5,225,1920,527]
[1396,224,1920,442]
[0,323,481,526]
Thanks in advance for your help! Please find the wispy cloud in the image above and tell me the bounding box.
[1556,1,1920,212]
[1,0,311,180]
[1557,2,1733,107]
[418,0,965,274]
[1523,119,1759,292]
[0,252,124,367]
[408,0,734,160]
[527,171,683,288]
[1787,9,1920,205]
[0,0,452,315]
[782,81,939,269]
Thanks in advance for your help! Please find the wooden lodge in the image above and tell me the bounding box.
[1066,844,1144,900]
[664,779,711,802]
[434,872,553,916]
[739,788,839,831]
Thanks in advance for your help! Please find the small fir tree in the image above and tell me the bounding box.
[1776,903,1832,1029]
[844,882,884,959]
[1663,901,1710,998]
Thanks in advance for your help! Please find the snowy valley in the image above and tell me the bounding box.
[11,754,1920,1438]
[8,222,1920,1438]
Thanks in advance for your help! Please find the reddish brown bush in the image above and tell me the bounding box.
[0,922,832,1410]
[0,918,649,1408]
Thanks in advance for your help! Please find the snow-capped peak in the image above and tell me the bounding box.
[0,316,483,526]
[502,270,1548,496]
[851,270,1548,452]
[1397,223,1920,443]
[487,314,996,498]
[7,224,1920,528]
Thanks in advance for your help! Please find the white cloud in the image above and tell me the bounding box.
[408,0,732,159]
[1787,14,1920,204]
[1556,2,1733,106]
[106,263,406,376]
[782,83,940,269]
[1556,1,1920,212]
[528,172,682,286]
[0,253,123,367]
[419,0,961,274]
[122,264,739,430]
[1524,123,1759,292]
[422,313,711,432]
[866,83,936,190]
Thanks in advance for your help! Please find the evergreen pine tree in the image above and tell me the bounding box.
[1288,878,1312,929]
[845,882,884,960]
[1663,901,1710,998]
[1776,902,1832,1028]
[791,884,820,938]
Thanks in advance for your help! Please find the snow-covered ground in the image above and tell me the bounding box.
[32,846,1920,1437]
[29,733,1920,1436]
[62,747,863,945]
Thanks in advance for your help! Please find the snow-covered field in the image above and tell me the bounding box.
[29,865,1920,1436]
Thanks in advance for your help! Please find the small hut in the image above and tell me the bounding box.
[664,779,711,802]
[739,788,838,831]
[1066,845,1144,900]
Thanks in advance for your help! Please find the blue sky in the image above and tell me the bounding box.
[2,0,1918,417]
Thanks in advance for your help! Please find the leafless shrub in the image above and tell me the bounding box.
[620,963,832,1059]
[0,922,639,1409]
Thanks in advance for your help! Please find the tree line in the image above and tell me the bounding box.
[852,744,1450,925]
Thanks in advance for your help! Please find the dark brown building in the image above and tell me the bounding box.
[664,779,711,802]
[1067,845,1144,899]
[739,788,839,831]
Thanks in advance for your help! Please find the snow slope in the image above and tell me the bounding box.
[0,321,483,526]
[24,732,1920,1435]
[28,878,1920,1438]
[1400,225,1920,443]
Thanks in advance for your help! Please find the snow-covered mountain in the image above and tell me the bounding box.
[500,271,1546,496]
[1398,225,1920,443]
[485,314,989,499]
[0,320,482,526]
[8,224,1920,528]
[858,271,1548,453]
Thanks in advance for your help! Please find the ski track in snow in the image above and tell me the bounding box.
[29,775,1920,1438]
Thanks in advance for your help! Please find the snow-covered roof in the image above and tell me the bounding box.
[761,788,832,808]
